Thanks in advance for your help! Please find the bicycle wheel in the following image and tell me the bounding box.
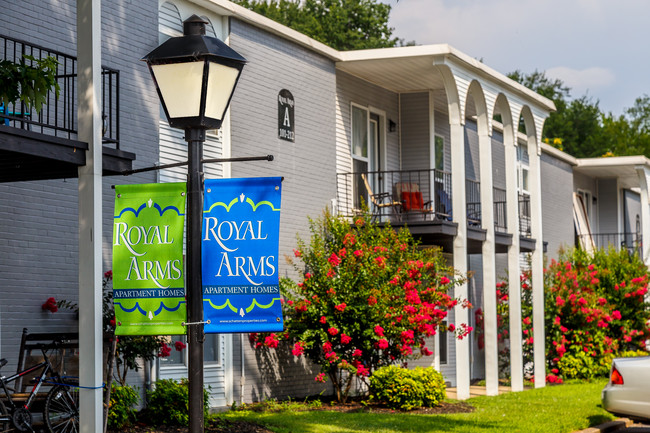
[44,385,79,433]
[0,399,10,432]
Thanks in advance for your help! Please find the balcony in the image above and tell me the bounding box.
[0,34,134,183]
[578,232,643,259]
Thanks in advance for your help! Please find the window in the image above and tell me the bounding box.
[577,189,592,223]
[352,105,369,209]
[158,335,221,366]
[434,135,444,171]
[516,144,529,194]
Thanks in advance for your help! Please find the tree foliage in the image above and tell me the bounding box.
[250,211,469,403]
[233,0,399,50]
[510,69,650,159]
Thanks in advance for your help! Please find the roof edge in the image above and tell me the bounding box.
[541,143,577,166]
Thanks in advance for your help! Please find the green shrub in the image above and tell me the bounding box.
[619,350,649,358]
[107,384,139,430]
[370,366,446,410]
[144,379,210,426]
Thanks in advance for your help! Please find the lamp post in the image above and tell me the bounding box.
[143,15,246,433]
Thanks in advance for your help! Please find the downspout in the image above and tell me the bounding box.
[240,333,245,405]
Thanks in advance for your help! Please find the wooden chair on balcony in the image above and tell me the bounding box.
[361,173,403,221]
[394,182,433,220]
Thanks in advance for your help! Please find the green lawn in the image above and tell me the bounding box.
[221,380,615,433]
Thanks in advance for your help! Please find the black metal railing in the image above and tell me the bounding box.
[519,193,531,237]
[0,34,119,147]
[493,187,507,232]
[578,232,643,259]
[336,169,452,222]
[466,179,481,226]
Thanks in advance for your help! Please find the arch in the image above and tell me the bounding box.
[434,64,462,126]
[159,2,182,43]
[465,80,490,137]
[493,93,514,147]
[201,15,217,38]
[518,105,538,153]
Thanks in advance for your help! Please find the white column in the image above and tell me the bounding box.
[504,136,523,392]
[636,166,650,266]
[451,121,470,400]
[529,143,545,388]
[77,0,104,431]
[478,130,498,396]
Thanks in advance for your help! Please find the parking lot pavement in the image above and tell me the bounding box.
[614,424,650,432]
[575,419,650,433]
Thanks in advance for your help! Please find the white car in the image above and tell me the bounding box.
[602,356,650,420]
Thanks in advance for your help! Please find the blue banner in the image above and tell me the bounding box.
[202,177,284,333]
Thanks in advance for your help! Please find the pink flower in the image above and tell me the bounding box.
[578,297,587,306]
[374,325,384,336]
[264,334,279,348]
[292,342,305,356]
[323,341,332,352]
[375,256,386,268]
[315,373,326,382]
[354,250,363,257]
[377,339,389,350]
[319,316,327,324]
[328,253,341,266]
[328,327,339,336]
[448,323,455,332]
[335,303,347,312]
[341,334,352,344]
[158,342,172,358]
[356,365,369,377]
[556,296,565,307]
[523,316,531,325]
[553,316,561,326]
[293,249,302,257]
[440,276,450,285]
[352,349,362,357]
[612,310,622,320]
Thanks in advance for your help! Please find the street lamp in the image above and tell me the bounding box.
[142,14,246,433]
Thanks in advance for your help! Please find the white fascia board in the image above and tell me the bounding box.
[540,142,577,166]
[577,155,650,170]
[190,0,341,61]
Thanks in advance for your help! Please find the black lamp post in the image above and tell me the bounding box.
[143,15,246,433]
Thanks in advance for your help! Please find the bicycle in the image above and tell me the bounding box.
[0,339,79,433]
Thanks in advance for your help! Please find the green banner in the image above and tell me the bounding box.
[112,183,187,335]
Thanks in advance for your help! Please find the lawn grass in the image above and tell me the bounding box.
[221,379,615,433]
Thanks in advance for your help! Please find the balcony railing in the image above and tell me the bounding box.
[466,179,481,226]
[579,232,643,259]
[493,187,507,232]
[519,193,531,237]
[336,169,452,222]
[0,34,119,147]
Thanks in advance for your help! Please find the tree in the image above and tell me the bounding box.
[232,0,399,50]
[250,211,470,403]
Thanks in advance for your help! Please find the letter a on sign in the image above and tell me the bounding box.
[202,177,284,333]
[112,183,187,335]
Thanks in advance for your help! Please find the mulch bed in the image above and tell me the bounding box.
[111,399,475,433]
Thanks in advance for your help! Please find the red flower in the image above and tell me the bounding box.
[319,316,327,324]
[612,310,622,320]
[335,303,347,312]
[448,323,455,332]
[328,253,341,266]
[292,342,305,356]
[174,341,186,351]
[354,250,363,257]
[556,296,565,307]
[104,270,113,279]
[356,365,369,377]
[523,316,531,325]
[341,334,352,344]
[367,295,377,305]
[440,276,450,285]
[158,342,172,358]
[374,325,384,336]
[323,341,332,352]
[293,249,302,257]
[352,349,362,357]
[421,347,433,356]
[377,339,389,350]
[264,334,279,348]
[315,373,326,382]
[42,297,58,313]
[305,272,312,280]
[328,327,339,336]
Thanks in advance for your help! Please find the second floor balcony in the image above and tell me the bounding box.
[0,34,133,182]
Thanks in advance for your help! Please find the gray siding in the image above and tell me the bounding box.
[335,71,400,174]
[597,179,619,234]
[540,152,574,259]
[491,131,506,189]
[401,92,430,171]
[0,0,160,367]
[228,18,338,403]
[464,121,480,181]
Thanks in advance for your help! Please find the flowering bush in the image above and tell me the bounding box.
[250,211,468,402]
[545,247,650,380]
[484,247,649,384]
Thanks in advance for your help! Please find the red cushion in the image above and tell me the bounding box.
[403,191,424,211]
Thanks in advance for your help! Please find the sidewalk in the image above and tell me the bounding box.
[446,385,515,400]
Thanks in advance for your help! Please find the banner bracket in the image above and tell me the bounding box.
[115,155,274,176]
[183,320,211,326]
